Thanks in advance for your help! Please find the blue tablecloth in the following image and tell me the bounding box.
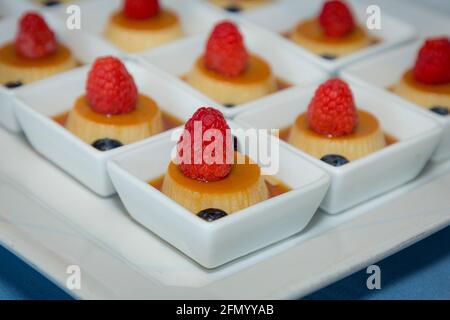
[0,226,449,300]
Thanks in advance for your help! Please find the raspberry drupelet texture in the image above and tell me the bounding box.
[319,0,355,38]
[86,56,138,115]
[177,107,233,182]
[307,78,358,137]
[204,21,249,77]
[14,12,57,59]
[123,0,160,20]
[413,37,450,85]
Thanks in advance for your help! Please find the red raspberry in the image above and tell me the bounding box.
[204,21,249,77]
[123,0,160,20]
[86,56,138,115]
[177,107,233,182]
[413,37,450,85]
[307,78,358,137]
[319,0,355,38]
[14,12,57,59]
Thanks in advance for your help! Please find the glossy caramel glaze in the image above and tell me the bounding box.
[163,155,261,194]
[293,18,368,45]
[110,9,179,31]
[0,43,72,68]
[294,110,379,140]
[54,108,182,130]
[70,95,159,125]
[150,171,290,199]
[401,70,450,94]
[194,54,272,84]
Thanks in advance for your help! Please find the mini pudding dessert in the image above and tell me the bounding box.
[0,12,77,87]
[393,37,450,116]
[289,0,373,59]
[208,0,272,12]
[186,21,277,106]
[288,79,386,164]
[160,107,272,218]
[64,56,163,149]
[104,0,183,53]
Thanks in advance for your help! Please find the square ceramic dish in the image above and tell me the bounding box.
[107,120,330,268]
[50,0,228,53]
[138,21,328,118]
[240,0,416,73]
[14,59,217,196]
[234,81,442,214]
[0,13,119,132]
[341,40,450,162]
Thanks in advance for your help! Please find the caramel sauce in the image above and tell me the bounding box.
[292,18,375,44]
[0,43,72,68]
[278,110,398,146]
[194,55,272,84]
[400,70,450,94]
[53,104,182,131]
[149,173,291,200]
[110,9,179,31]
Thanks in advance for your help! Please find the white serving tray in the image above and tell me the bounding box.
[1,127,450,299]
[1,0,449,300]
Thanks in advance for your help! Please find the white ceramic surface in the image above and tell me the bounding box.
[341,40,450,162]
[14,59,216,196]
[235,82,442,213]
[50,0,228,53]
[0,13,118,132]
[138,21,328,118]
[240,0,416,73]
[107,120,330,268]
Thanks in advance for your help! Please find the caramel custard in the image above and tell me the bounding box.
[194,55,272,85]
[286,110,390,161]
[109,10,179,31]
[0,43,71,68]
[69,95,159,126]
[401,70,450,95]
[53,105,182,131]
[293,18,368,45]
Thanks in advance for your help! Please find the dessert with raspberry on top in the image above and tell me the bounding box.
[0,12,77,87]
[289,0,373,59]
[208,0,272,12]
[287,79,386,164]
[187,21,276,106]
[63,56,163,148]
[104,0,183,53]
[155,107,289,218]
[393,37,450,116]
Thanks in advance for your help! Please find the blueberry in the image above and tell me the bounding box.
[224,103,235,108]
[233,135,239,152]
[320,154,349,167]
[430,106,449,116]
[225,5,242,13]
[92,138,123,151]
[43,0,61,6]
[4,81,23,89]
[197,208,227,222]
[321,54,337,60]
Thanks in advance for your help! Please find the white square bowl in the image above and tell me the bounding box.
[14,59,218,196]
[107,120,330,268]
[241,0,416,73]
[50,0,228,53]
[0,13,119,132]
[138,21,328,118]
[234,81,442,214]
[341,39,450,162]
